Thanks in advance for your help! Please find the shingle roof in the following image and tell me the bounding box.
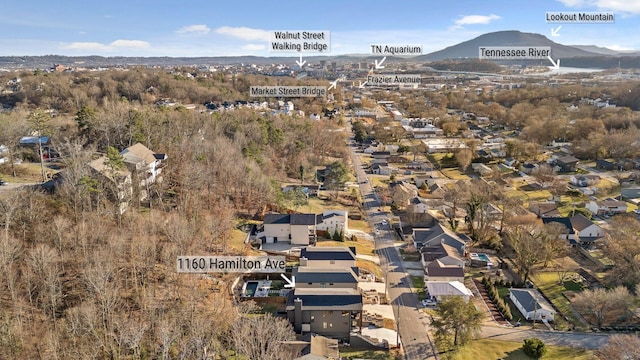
[300,247,356,261]
[264,214,290,224]
[286,288,362,310]
[569,213,595,232]
[425,260,464,278]
[120,143,156,166]
[510,288,555,314]
[541,217,574,234]
[291,214,322,225]
[293,267,358,284]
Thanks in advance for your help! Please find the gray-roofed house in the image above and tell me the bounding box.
[541,217,575,241]
[569,213,604,246]
[261,213,322,245]
[292,333,340,360]
[293,267,359,290]
[554,155,579,172]
[286,288,362,341]
[420,242,465,269]
[412,222,467,255]
[509,288,556,321]
[300,246,356,268]
[586,199,628,216]
[424,259,464,283]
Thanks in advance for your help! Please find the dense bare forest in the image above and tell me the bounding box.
[0,68,346,359]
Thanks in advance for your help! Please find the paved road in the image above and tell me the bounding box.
[348,132,438,360]
[479,325,613,350]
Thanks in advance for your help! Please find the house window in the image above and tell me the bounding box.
[308,282,312,285]
[329,282,334,286]
[320,283,326,288]
[323,322,327,329]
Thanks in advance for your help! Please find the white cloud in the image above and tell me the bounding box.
[242,44,265,51]
[556,0,640,14]
[62,39,150,52]
[176,24,211,35]
[451,14,501,30]
[214,26,269,41]
[110,40,150,48]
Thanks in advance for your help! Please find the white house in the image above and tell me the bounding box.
[425,281,474,302]
[570,213,604,240]
[407,196,429,214]
[586,199,628,216]
[120,143,167,199]
[316,210,349,235]
[509,288,556,322]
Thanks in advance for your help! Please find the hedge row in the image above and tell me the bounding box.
[482,277,513,321]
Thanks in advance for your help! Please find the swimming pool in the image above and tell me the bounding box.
[470,252,494,266]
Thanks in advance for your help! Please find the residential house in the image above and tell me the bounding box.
[621,187,640,200]
[119,143,167,200]
[529,202,560,218]
[299,247,357,268]
[554,155,579,172]
[509,288,556,321]
[412,222,467,255]
[87,156,133,214]
[586,199,628,216]
[541,217,575,241]
[371,163,392,176]
[570,175,600,187]
[472,163,493,177]
[542,214,604,246]
[261,214,322,245]
[371,151,391,160]
[596,159,616,171]
[569,214,605,245]
[424,259,464,283]
[428,183,447,199]
[425,281,474,302]
[286,288,362,341]
[316,210,349,237]
[293,267,359,290]
[420,242,465,269]
[407,196,429,214]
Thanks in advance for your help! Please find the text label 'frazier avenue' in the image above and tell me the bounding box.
[546,12,614,23]
[269,30,330,53]
[479,46,551,60]
[249,86,326,97]
[177,256,287,273]
[366,74,421,85]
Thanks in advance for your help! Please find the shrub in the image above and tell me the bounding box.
[522,338,547,359]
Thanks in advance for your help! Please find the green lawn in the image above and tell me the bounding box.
[410,275,426,298]
[449,339,594,360]
[532,272,585,330]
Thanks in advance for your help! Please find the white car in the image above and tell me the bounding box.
[422,299,436,307]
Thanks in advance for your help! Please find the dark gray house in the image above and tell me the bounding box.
[286,288,362,341]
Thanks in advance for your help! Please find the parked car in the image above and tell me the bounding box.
[422,299,436,307]
[0,179,6,186]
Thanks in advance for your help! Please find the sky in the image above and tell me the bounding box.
[1,0,640,57]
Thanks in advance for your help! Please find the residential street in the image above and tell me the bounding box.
[348,134,439,360]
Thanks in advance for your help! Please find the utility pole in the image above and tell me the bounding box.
[38,137,46,182]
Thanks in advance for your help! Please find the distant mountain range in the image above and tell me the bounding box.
[1,30,639,70]
[417,30,640,62]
